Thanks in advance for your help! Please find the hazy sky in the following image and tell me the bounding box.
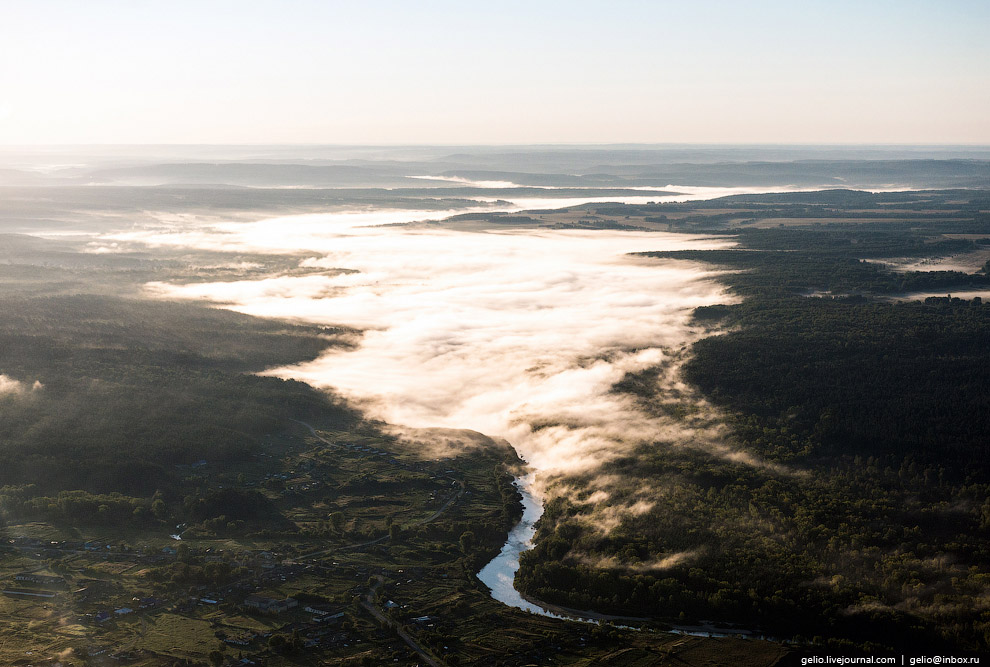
[2,0,988,144]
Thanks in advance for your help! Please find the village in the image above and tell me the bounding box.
[0,424,527,666]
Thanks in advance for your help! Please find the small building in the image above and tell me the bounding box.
[243,595,299,614]
[312,611,345,623]
[15,572,65,587]
[3,588,56,598]
[304,604,345,623]
[224,633,256,646]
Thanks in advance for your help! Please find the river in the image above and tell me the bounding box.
[476,473,564,618]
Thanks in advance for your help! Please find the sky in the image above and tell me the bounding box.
[1,0,988,145]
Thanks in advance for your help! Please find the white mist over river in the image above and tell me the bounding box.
[127,188,756,615]
[141,211,735,478]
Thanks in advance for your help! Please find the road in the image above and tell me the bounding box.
[361,575,442,667]
[290,418,331,443]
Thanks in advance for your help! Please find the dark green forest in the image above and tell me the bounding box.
[0,231,362,529]
[0,292,355,496]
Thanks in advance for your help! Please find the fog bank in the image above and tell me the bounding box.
[142,208,743,491]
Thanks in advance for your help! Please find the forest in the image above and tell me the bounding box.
[0,230,364,541]
[0,292,357,497]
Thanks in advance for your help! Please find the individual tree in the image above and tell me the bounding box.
[459,531,475,555]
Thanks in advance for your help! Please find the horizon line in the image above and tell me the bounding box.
[3,142,990,149]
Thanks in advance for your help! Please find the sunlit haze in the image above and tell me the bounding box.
[2,0,989,144]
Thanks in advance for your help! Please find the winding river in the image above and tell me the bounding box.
[476,473,565,618]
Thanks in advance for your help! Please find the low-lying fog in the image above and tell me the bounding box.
[135,199,739,487]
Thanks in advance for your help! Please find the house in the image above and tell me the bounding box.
[243,595,299,614]
[114,607,133,615]
[303,604,335,616]
[224,633,256,646]
[95,611,111,623]
[304,604,344,623]
[311,611,344,624]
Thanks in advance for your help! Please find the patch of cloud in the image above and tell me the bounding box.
[577,549,703,573]
[0,374,43,395]
[82,241,123,254]
[383,425,510,460]
[408,175,526,189]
